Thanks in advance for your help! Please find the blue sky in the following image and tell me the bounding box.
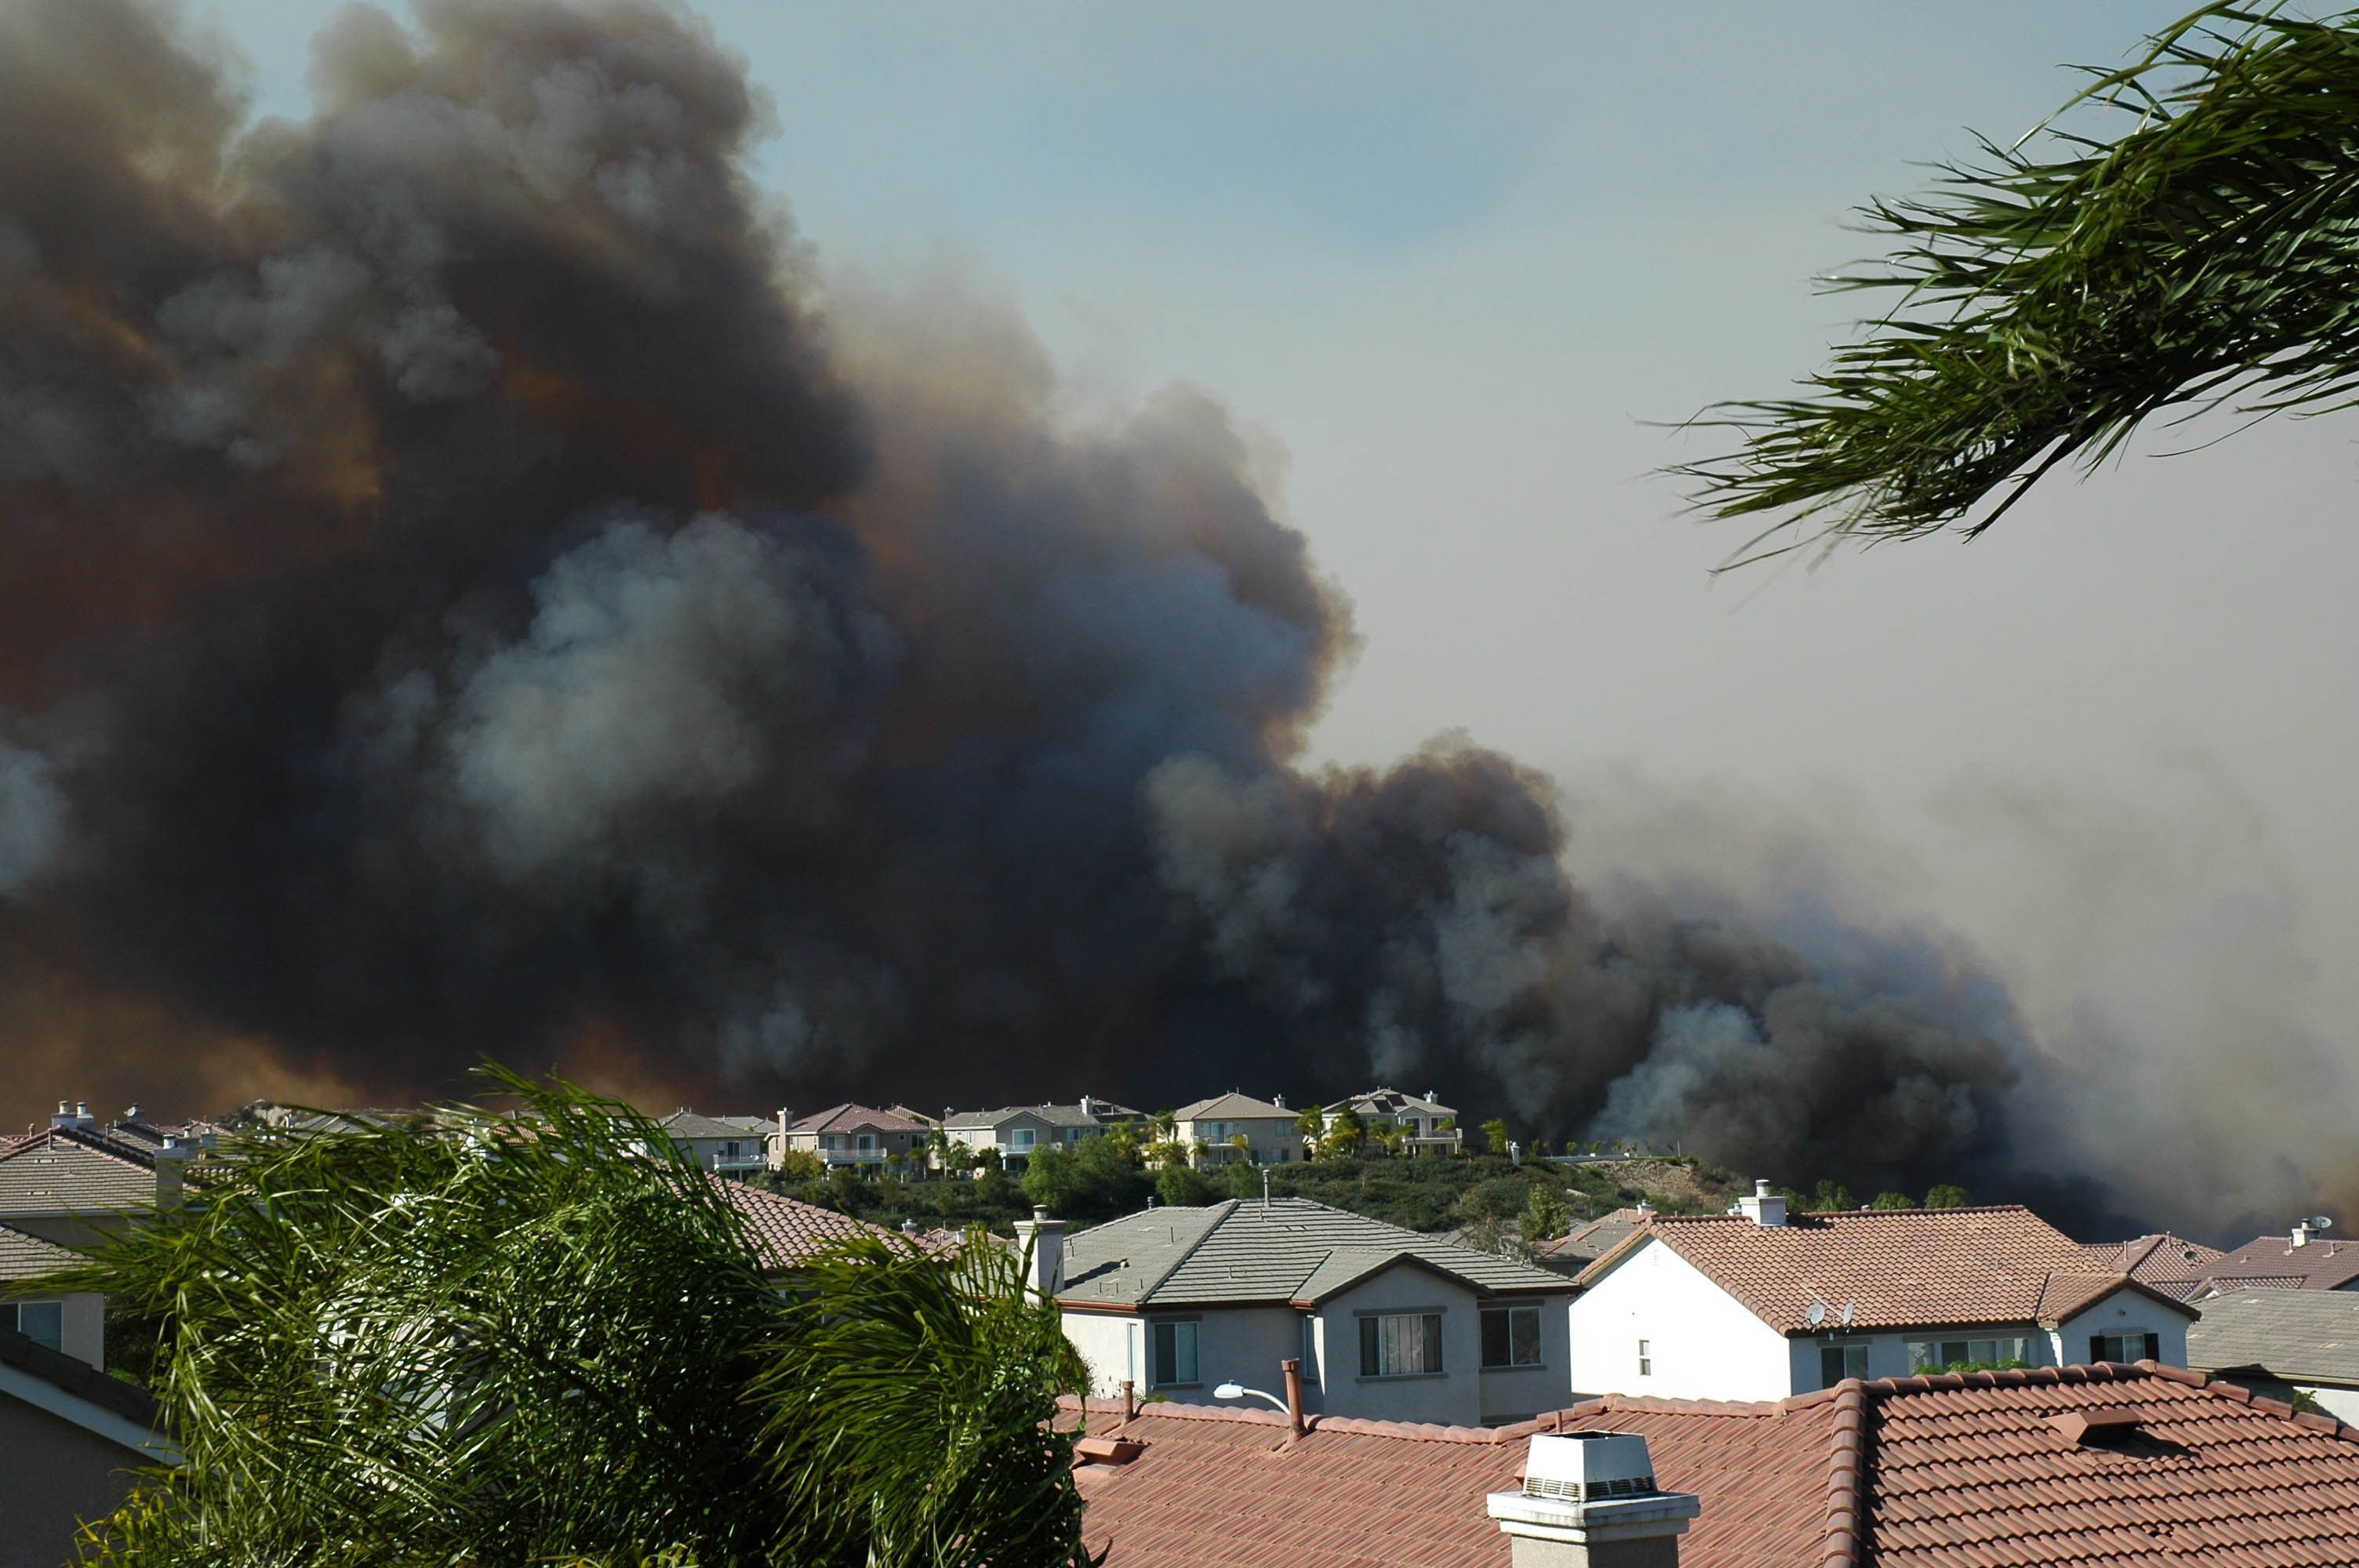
[199,2,2359,1201]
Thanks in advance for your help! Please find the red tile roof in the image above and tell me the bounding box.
[1057,1364,2359,1566]
[787,1103,929,1136]
[719,1182,972,1269]
[1582,1205,2194,1334]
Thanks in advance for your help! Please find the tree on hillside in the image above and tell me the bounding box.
[1683,4,2359,557]
[1520,1185,1573,1247]
[1296,1105,1325,1149]
[1156,1162,1215,1207]
[1925,1183,1972,1209]
[1323,1107,1365,1159]
[49,1072,1090,1567]
[1810,1179,1856,1213]
[1870,1190,1914,1210]
[1481,1117,1510,1158]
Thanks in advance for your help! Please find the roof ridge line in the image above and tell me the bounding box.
[1133,1199,1239,1303]
[1820,1381,1870,1568]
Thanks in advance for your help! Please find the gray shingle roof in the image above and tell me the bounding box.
[1319,1087,1454,1120]
[2187,1289,2359,1387]
[1056,1197,1566,1308]
[657,1109,769,1141]
[0,1219,78,1282]
[1172,1091,1294,1122]
[0,1127,158,1215]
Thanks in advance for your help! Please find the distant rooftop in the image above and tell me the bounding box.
[1057,1196,1565,1310]
[1171,1091,1292,1122]
[942,1099,1142,1131]
[1582,1204,2194,1335]
[2190,1289,2359,1388]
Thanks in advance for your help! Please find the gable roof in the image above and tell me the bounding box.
[1580,1205,2196,1334]
[0,1124,162,1214]
[944,1100,1143,1131]
[722,1182,906,1269]
[2189,1290,2359,1388]
[1532,1206,1652,1269]
[1171,1091,1293,1123]
[1056,1363,2359,1567]
[1320,1087,1453,1119]
[0,1219,79,1282]
[1056,1196,1565,1309]
[2085,1230,2227,1291]
[789,1103,929,1137]
[2193,1232,2359,1294]
[657,1109,769,1142]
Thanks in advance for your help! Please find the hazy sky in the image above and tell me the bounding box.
[190,2,2359,1206]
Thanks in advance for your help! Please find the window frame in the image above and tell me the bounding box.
[1149,1317,1201,1388]
[1479,1303,1544,1370]
[1356,1309,1446,1380]
[1637,1337,1652,1377]
[1907,1335,2034,1371]
[2090,1330,2159,1364]
[13,1300,63,1352]
[1819,1341,1870,1385]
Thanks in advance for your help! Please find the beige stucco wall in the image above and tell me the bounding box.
[0,1396,147,1568]
[1175,1116,1300,1166]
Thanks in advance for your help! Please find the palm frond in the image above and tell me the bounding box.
[1677,2,2359,556]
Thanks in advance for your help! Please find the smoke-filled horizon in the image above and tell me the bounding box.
[0,0,2342,1243]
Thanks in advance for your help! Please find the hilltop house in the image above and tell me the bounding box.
[1568,1185,2196,1401]
[1320,1087,1459,1154]
[1170,1092,1299,1166]
[1038,1196,1572,1427]
[1055,1362,2359,1568]
[2175,1219,2359,1296]
[774,1104,930,1171]
[652,1109,771,1176]
[941,1098,1141,1168]
[2188,1288,2359,1423]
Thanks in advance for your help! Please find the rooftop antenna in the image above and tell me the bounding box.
[1805,1303,1827,1328]
[1840,1301,1856,1327]
[2310,1216,2336,1232]
[1262,1167,1273,1209]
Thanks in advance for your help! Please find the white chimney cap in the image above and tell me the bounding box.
[1755,1178,1772,1198]
[1488,1432,1700,1545]
[1521,1432,1656,1497]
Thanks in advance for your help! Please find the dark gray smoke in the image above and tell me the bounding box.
[0,0,2034,1207]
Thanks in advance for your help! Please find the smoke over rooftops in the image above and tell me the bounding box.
[0,0,2324,1234]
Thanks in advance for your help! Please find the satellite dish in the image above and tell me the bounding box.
[1841,1301,1856,1327]
[2310,1216,2335,1232]
[1805,1303,1827,1327]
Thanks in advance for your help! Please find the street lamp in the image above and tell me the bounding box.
[1212,1381,1287,1412]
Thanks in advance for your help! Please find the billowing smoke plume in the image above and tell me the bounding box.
[0,0,2063,1212]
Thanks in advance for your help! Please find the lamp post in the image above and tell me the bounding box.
[1214,1357,1306,1435]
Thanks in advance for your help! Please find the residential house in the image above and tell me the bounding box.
[0,1105,199,1254]
[1,1221,104,1370]
[0,1323,173,1568]
[1530,1203,1654,1276]
[653,1109,771,1176]
[940,1098,1142,1168]
[1320,1087,1459,1154]
[2175,1219,2359,1296]
[1055,1361,2359,1567]
[775,1104,931,1171]
[1170,1091,1300,1166]
[1568,1186,2196,1401]
[2188,1288,2359,1424]
[2081,1230,2231,1300]
[1041,1196,1572,1427]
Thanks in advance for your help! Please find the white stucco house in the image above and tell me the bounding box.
[1038,1196,1572,1427]
[1320,1087,1460,1154]
[1568,1183,2197,1403]
[774,1103,931,1170]
[1170,1091,1301,1166]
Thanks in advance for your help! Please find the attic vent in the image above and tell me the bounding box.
[2045,1409,2146,1447]
[1524,1473,1658,1503]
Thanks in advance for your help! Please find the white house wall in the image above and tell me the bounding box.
[1568,1240,1794,1402]
[2054,1289,2190,1368]
[2305,1384,2359,1424]
[1061,1311,1142,1399]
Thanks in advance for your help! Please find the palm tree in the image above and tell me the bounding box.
[48,1069,1092,1567]
[1682,3,2359,557]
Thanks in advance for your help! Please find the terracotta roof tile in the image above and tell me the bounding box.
[1055,1366,2359,1566]
[787,1103,929,1136]
[722,1182,907,1269]
[1584,1206,2192,1334]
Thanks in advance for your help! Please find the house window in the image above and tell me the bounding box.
[1907,1336,2031,1371]
[856,1134,877,1152]
[1011,1128,1036,1150]
[1301,1316,1320,1387]
[1820,1342,1870,1385]
[1481,1305,1543,1369]
[2091,1331,2158,1364]
[13,1301,62,1352]
[1150,1319,1199,1387]
[1637,1338,1652,1377]
[1360,1312,1444,1377]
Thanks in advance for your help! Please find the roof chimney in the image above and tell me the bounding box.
[1488,1432,1700,1567]
[1081,1094,1095,1117]
[1273,1093,1285,1109]
[1012,1206,1068,1302]
[2293,1220,2314,1248]
[1737,1179,1787,1228]
[51,1100,72,1128]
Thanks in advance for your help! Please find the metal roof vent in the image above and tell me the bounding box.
[1489,1434,1699,1562]
[2045,1408,2148,1447]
